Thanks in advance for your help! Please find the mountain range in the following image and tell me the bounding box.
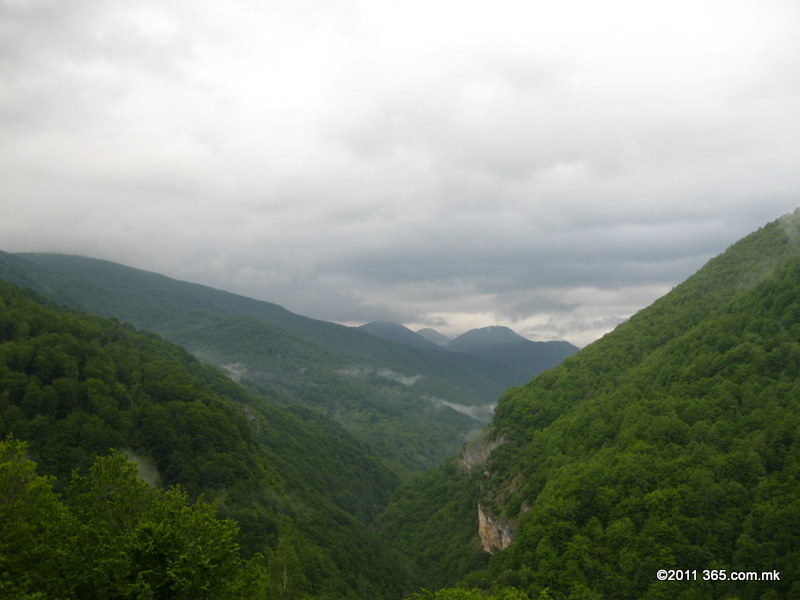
[0,251,573,476]
[3,209,800,599]
[358,321,578,375]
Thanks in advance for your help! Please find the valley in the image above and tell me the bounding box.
[0,251,575,477]
[2,210,800,599]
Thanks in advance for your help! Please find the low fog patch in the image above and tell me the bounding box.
[121,449,162,488]
[221,362,248,383]
[426,396,496,423]
[339,365,424,386]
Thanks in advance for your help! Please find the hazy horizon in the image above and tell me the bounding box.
[2,0,799,347]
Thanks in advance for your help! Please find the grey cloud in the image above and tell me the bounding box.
[1,0,799,346]
[500,296,581,322]
[521,314,631,345]
[328,215,735,292]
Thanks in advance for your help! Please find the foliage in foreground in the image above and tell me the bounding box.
[0,279,406,599]
[0,438,266,599]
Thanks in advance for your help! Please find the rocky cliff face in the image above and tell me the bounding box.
[462,434,521,553]
[460,435,506,473]
[477,504,516,554]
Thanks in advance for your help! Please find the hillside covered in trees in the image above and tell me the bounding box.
[0,281,408,599]
[0,252,543,477]
[379,210,800,599]
[3,210,800,599]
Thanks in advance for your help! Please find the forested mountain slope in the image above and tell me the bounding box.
[380,210,800,599]
[0,252,533,475]
[0,281,408,599]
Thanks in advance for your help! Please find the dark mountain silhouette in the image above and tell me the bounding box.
[359,320,446,351]
[447,325,578,376]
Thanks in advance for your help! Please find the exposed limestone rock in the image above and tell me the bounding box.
[477,504,516,554]
[462,434,524,553]
[460,434,506,473]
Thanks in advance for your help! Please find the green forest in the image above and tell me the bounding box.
[0,281,406,599]
[0,250,537,477]
[383,213,800,599]
[2,211,800,599]
[1,437,264,599]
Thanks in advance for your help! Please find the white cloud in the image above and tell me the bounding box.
[1,0,799,346]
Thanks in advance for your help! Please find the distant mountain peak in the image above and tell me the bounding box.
[448,326,528,349]
[357,320,445,351]
[416,328,452,346]
[358,320,413,333]
[447,325,578,376]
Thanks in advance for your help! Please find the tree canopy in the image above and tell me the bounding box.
[381,213,800,600]
[0,438,265,599]
[0,280,407,599]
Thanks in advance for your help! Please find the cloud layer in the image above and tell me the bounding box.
[2,0,799,345]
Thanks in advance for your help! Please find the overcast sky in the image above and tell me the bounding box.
[1,0,798,346]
